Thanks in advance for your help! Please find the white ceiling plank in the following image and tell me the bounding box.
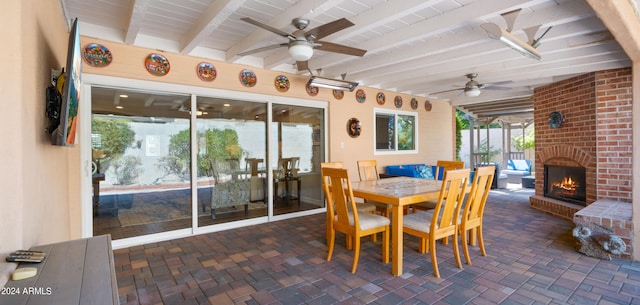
[180,0,247,54]
[124,0,153,45]
[329,16,610,90]
[392,48,629,94]
[304,0,534,75]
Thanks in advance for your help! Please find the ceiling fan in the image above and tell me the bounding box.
[239,17,367,71]
[430,73,512,97]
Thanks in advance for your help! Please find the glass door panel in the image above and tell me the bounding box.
[91,87,192,240]
[271,104,325,215]
[196,97,268,226]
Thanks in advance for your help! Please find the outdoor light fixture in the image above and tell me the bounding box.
[464,87,481,97]
[307,76,359,92]
[481,23,541,60]
[288,40,314,61]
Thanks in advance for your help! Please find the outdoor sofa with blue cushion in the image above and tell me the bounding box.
[501,159,532,184]
[386,164,438,180]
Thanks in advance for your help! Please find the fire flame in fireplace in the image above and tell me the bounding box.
[552,176,578,191]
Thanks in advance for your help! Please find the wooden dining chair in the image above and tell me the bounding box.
[321,167,390,273]
[413,160,465,212]
[356,160,394,217]
[320,162,376,245]
[321,162,376,215]
[402,168,470,278]
[459,165,494,265]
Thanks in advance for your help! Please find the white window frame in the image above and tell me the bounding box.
[373,107,418,155]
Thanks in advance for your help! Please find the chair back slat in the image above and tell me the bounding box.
[463,166,495,225]
[435,160,465,180]
[320,162,344,217]
[321,161,344,169]
[357,160,379,182]
[322,167,359,230]
[431,168,470,235]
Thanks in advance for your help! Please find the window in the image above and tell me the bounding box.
[374,108,417,154]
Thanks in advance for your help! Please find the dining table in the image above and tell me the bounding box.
[349,176,446,276]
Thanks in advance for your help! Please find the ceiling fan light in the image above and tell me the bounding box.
[465,87,481,97]
[288,41,314,61]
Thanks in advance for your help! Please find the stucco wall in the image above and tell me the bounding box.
[0,0,79,286]
[80,37,455,178]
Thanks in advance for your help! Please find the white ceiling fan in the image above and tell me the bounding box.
[239,17,367,71]
[430,73,512,97]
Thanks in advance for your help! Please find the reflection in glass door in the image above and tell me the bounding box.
[271,104,325,216]
[195,97,268,226]
[91,87,192,240]
[89,83,327,241]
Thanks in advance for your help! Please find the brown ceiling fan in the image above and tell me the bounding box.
[430,73,512,97]
[239,17,367,71]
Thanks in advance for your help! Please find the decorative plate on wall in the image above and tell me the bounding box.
[410,98,418,110]
[549,111,564,128]
[82,43,112,67]
[355,89,366,103]
[274,75,290,92]
[332,89,344,100]
[425,100,433,111]
[239,69,257,87]
[306,83,319,96]
[347,118,361,138]
[376,92,386,105]
[144,53,170,76]
[196,62,217,82]
[394,96,403,108]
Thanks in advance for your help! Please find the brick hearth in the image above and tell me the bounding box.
[530,68,633,258]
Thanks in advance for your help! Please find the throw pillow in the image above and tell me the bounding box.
[416,165,434,180]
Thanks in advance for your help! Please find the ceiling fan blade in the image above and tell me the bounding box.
[485,80,513,86]
[482,86,511,91]
[430,88,464,95]
[241,17,294,40]
[305,18,354,40]
[315,41,366,57]
[238,43,288,56]
[296,60,309,71]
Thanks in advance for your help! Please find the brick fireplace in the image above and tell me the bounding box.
[529,68,633,258]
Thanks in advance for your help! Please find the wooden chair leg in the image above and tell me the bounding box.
[430,237,439,278]
[469,227,477,246]
[419,238,428,254]
[327,228,335,261]
[381,228,389,264]
[461,228,472,265]
[478,225,487,256]
[453,232,462,269]
[370,211,377,243]
[351,236,361,274]
[442,236,449,245]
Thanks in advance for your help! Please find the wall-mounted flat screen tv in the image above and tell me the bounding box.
[52,18,81,146]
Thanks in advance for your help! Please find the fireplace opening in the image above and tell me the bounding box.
[544,165,586,206]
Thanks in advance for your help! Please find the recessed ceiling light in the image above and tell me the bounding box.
[115,106,124,109]
[119,94,128,98]
[223,103,231,107]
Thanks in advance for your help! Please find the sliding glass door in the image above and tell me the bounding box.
[195,97,268,226]
[271,104,325,216]
[88,81,326,242]
[91,87,192,240]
